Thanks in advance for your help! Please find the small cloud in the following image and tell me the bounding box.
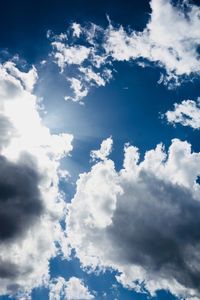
[65,77,89,103]
[90,137,113,161]
[71,22,82,38]
[164,98,200,129]
[49,277,95,300]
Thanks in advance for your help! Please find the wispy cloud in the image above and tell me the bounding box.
[49,0,200,103]
[48,22,112,103]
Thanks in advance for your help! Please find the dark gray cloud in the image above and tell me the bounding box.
[0,155,44,243]
[0,261,19,279]
[108,172,200,291]
[0,259,32,279]
[0,258,33,293]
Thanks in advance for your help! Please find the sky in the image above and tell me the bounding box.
[0,0,200,299]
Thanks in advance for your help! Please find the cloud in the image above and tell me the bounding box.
[48,23,112,103]
[2,61,38,92]
[0,61,73,298]
[62,67,112,103]
[49,277,95,300]
[52,42,91,71]
[64,77,89,103]
[67,138,200,299]
[49,0,200,103]
[79,67,109,87]
[0,115,15,150]
[0,155,43,241]
[90,136,113,161]
[71,22,82,38]
[164,98,200,129]
[104,0,200,87]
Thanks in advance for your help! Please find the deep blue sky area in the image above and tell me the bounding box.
[0,0,200,299]
[0,0,199,65]
[0,0,200,65]
[0,0,151,63]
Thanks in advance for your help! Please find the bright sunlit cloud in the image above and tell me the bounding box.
[0,61,73,298]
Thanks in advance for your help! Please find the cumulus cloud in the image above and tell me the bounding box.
[49,0,200,103]
[164,98,200,129]
[0,61,73,298]
[49,277,95,300]
[67,138,200,299]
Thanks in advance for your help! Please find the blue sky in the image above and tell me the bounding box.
[0,0,200,299]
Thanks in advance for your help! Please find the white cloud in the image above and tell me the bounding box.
[64,77,89,103]
[0,61,73,298]
[164,98,200,129]
[49,0,200,102]
[79,67,106,87]
[47,30,68,42]
[52,42,90,71]
[3,61,38,92]
[104,0,200,86]
[66,138,200,299]
[90,137,113,161]
[49,277,95,300]
[49,277,66,300]
[71,22,82,38]
[49,24,112,103]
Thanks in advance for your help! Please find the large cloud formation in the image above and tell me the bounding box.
[50,0,200,102]
[67,138,200,299]
[0,61,73,298]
